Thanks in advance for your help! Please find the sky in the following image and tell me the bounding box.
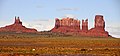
[0,0,120,38]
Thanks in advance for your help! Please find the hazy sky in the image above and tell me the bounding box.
[0,0,120,38]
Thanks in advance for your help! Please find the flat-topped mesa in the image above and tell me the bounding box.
[51,17,80,32]
[82,19,88,31]
[59,17,80,29]
[0,16,37,33]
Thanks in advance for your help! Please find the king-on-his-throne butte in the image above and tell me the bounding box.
[51,15,110,37]
[0,16,37,33]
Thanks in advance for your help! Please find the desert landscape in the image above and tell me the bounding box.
[0,0,120,55]
[0,32,120,56]
[0,15,119,56]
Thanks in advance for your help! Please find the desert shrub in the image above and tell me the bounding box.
[80,49,87,51]
[104,48,109,51]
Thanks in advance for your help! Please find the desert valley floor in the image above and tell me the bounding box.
[0,32,120,56]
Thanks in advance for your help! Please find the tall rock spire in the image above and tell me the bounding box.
[55,18,60,29]
[15,16,16,20]
[94,15,105,29]
[14,16,22,25]
[82,19,88,31]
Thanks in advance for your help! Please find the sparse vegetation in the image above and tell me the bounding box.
[0,32,120,56]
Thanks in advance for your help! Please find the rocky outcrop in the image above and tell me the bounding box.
[82,19,88,31]
[0,16,37,33]
[94,15,105,29]
[51,17,80,33]
[51,15,110,37]
[87,15,109,37]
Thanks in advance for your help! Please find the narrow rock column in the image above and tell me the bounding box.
[82,19,88,31]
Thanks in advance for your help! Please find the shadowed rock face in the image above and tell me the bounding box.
[0,16,37,33]
[51,15,110,37]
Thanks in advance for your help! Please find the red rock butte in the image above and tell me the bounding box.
[0,16,37,33]
[51,15,110,37]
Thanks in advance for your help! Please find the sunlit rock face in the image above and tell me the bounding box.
[51,15,110,37]
[82,19,88,31]
[95,15,105,29]
[51,17,80,33]
[87,15,109,37]
[0,16,37,33]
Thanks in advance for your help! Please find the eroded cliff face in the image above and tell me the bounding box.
[82,19,88,31]
[51,15,110,37]
[0,16,37,33]
[87,15,109,37]
[89,15,105,32]
[51,17,80,33]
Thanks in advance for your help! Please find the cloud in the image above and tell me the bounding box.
[23,19,55,31]
[34,19,49,21]
[61,14,77,18]
[106,26,120,38]
[0,20,13,27]
[57,8,79,11]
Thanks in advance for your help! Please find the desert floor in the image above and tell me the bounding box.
[0,32,120,56]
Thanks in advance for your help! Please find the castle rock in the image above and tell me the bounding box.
[51,17,80,33]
